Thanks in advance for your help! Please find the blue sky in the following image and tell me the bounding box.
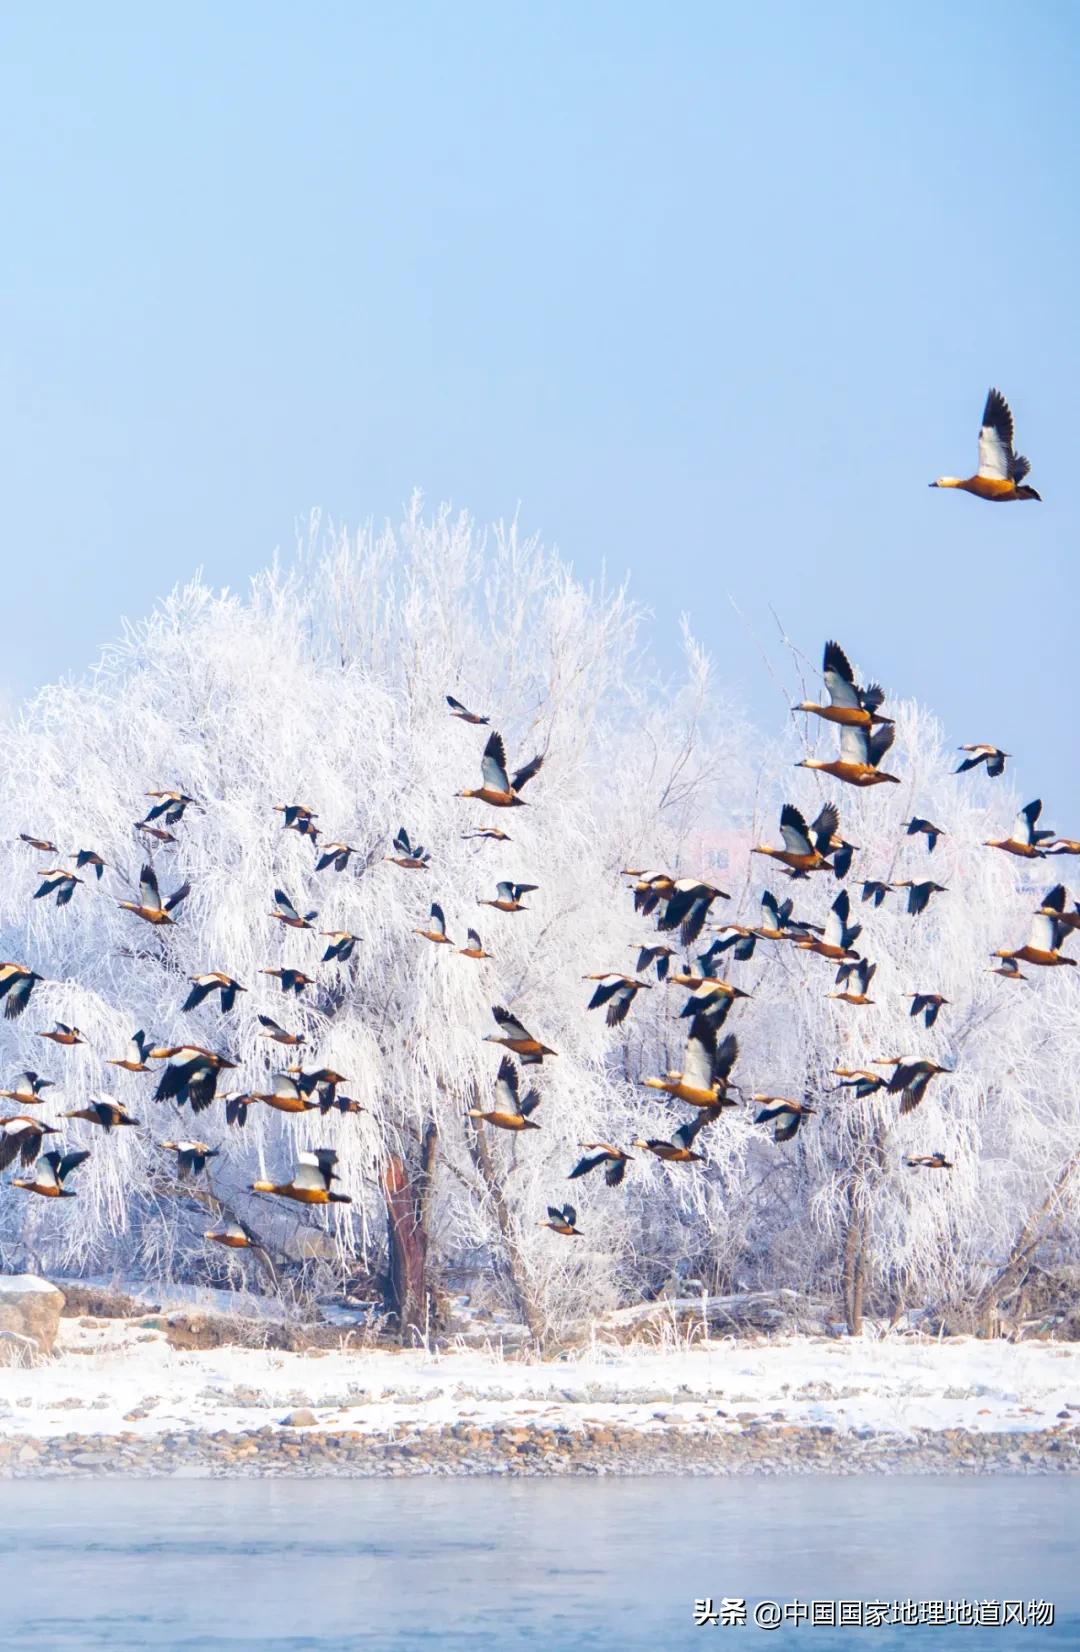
[3,2,1078,816]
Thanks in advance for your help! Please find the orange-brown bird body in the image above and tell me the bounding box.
[930,388,1041,502]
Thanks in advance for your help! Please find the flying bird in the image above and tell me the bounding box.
[956,745,1008,778]
[63,1097,140,1131]
[887,1060,949,1117]
[984,800,1053,859]
[632,943,675,980]
[19,834,58,853]
[794,641,891,728]
[222,1092,257,1128]
[275,803,319,841]
[247,1073,321,1115]
[458,928,492,960]
[269,888,317,928]
[320,931,358,964]
[904,818,944,854]
[478,880,538,913]
[583,973,652,1027]
[0,1071,54,1105]
[74,849,109,879]
[0,1116,59,1171]
[568,1143,633,1186]
[832,1068,887,1098]
[754,888,821,942]
[909,993,949,1029]
[252,1148,351,1205]
[161,1140,220,1178]
[13,1148,90,1198]
[930,387,1040,501]
[627,871,675,918]
[143,789,199,825]
[118,864,191,925]
[993,887,1078,968]
[895,880,948,918]
[384,826,430,870]
[641,1017,739,1109]
[461,827,511,843]
[182,973,247,1013]
[483,1005,556,1063]
[794,889,861,961]
[466,1058,541,1132]
[33,868,83,907]
[260,968,316,996]
[676,973,750,1022]
[457,731,543,809]
[446,694,489,725]
[0,964,44,1021]
[108,1030,155,1072]
[152,1047,237,1112]
[753,1096,816,1143]
[415,903,455,945]
[288,1067,349,1098]
[753,803,839,876]
[1043,838,1080,858]
[205,1221,260,1248]
[657,879,731,948]
[712,928,758,963]
[632,1112,714,1163]
[906,1152,954,1171]
[316,1088,364,1117]
[861,880,897,908]
[829,957,876,1006]
[988,956,1027,981]
[136,822,177,845]
[257,1014,305,1047]
[39,1022,85,1047]
[539,1203,582,1236]
[798,722,900,788]
[314,842,355,873]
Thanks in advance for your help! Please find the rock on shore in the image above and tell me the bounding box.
[0,1277,64,1361]
[0,1421,1076,1480]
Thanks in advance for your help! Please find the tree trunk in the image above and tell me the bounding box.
[382,1121,438,1342]
[839,1115,888,1336]
[841,1191,866,1336]
[466,1107,547,1346]
[975,1149,1080,1328]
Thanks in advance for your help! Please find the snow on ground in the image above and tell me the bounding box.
[0,1318,1077,1441]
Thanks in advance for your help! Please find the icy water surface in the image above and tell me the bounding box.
[0,1476,1077,1649]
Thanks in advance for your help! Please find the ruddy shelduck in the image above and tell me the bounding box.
[457,731,543,809]
[13,1148,90,1198]
[252,1148,351,1205]
[930,388,1040,501]
[467,1056,541,1131]
[794,641,891,728]
[798,723,900,788]
[753,802,839,875]
[119,864,191,926]
[641,1017,739,1109]
[484,1004,556,1063]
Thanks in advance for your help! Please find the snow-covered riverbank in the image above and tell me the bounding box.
[1,1313,1079,1476]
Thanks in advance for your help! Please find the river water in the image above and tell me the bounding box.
[0,1475,1076,1648]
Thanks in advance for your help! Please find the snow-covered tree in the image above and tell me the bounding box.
[0,500,1075,1340]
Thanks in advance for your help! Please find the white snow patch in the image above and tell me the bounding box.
[0,1323,1077,1443]
[0,1276,63,1297]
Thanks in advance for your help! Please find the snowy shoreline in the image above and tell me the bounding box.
[2,1314,1079,1477]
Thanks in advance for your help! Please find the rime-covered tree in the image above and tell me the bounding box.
[0,502,1076,1339]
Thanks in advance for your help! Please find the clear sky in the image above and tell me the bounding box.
[3,2,1078,817]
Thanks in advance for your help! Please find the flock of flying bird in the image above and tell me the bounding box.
[0,388,1074,1249]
